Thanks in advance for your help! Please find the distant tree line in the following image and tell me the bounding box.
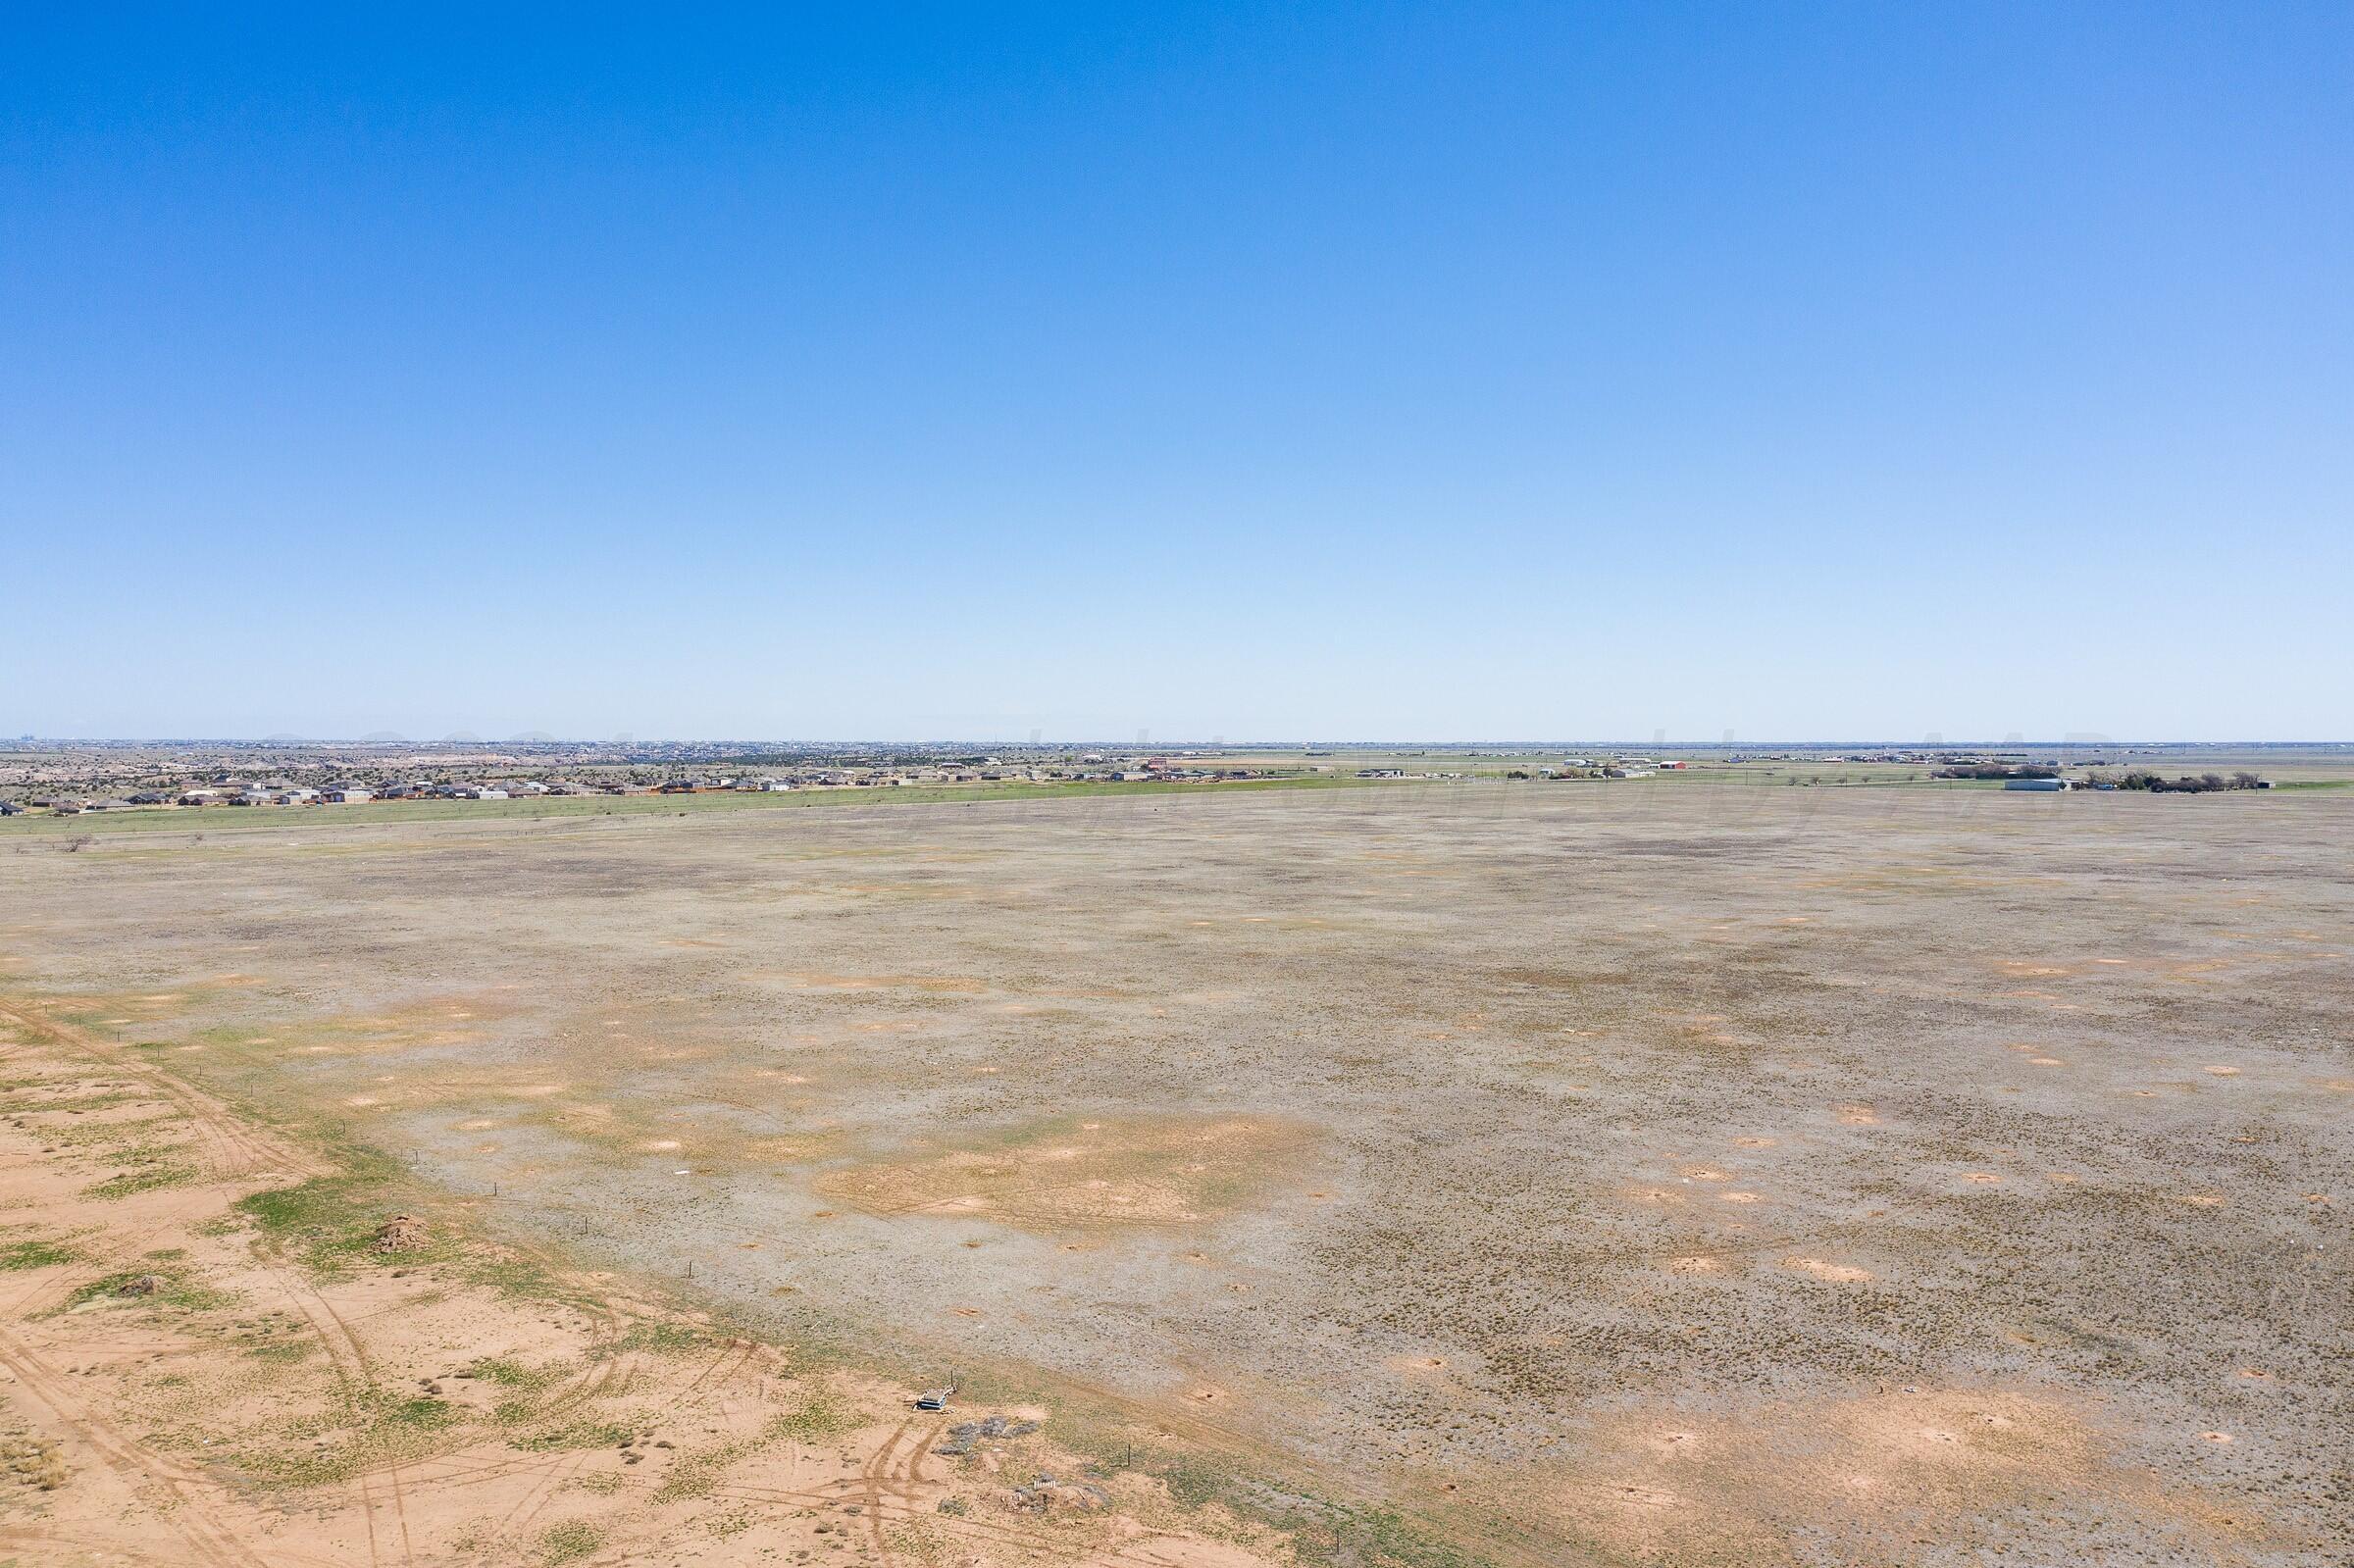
[2107,771,2265,793]
[1933,764,2268,792]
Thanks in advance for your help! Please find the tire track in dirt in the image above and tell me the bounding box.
[428,1280,638,1563]
[0,1316,271,1568]
[678,1335,757,1398]
[0,995,739,1568]
[904,1418,945,1487]
[0,1006,398,1565]
[0,1000,324,1182]
[857,1419,911,1558]
[466,1444,599,1561]
[257,1260,401,1568]
[457,1336,775,1558]
[0,1020,285,1568]
[0,1183,220,1320]
[2,994,643,1566]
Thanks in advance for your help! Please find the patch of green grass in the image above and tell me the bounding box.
[372,1391,458,1432]
[463,1250,567,1301]
[537,1521,603,1564]
[1091,1439,1493,1568]
[883,1519,947,1557]
[767,1391,856,1442]
[635,1390,853,1507]
[516,1416,637,1453]
[0,1239,77,1272]
[1155,1451,1231,1509]
[1299,1506,1487,1568]
[237,1386,462,1489]
[246,1340,315,1363]
[35,1115,177,1149]
[234,1160,447,1274]
[82,1162,201,1199]
[652,1437,750,1503]
[0,1089,141,1116]
[465,1354,562,1390]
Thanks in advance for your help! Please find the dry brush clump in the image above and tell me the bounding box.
[0,1431,67,1491]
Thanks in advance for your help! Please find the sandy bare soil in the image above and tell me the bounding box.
[1,781,2346,1565]
[0,1000,1289,1568]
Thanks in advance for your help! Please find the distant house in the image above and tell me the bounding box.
[178,789,221,805]
[0,801,23,816]
[324,788,374,803]
[2003,778,2071,791]
[232,791,280,806]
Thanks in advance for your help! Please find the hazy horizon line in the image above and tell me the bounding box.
[10,736,2350,751]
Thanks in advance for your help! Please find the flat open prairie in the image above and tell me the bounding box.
[1,781,2346,1565]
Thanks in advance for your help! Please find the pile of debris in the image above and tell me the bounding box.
[1009,1473,1109,1513]
[932,1413,1041,1457]
[115,1274,164,1297]
[374,1215,431,1254]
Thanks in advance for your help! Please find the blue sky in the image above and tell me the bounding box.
[4,4,2348,741]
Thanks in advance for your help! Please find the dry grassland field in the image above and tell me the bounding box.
[0,781,2347,1567]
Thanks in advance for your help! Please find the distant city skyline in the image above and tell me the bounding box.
[14,725,2334,743]
[6,6,2348,740]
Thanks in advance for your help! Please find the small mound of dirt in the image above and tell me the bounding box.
[374,1215,431,1253]
[116,1274,164,1296]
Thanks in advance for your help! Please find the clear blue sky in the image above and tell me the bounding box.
[4,4,2348,741]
